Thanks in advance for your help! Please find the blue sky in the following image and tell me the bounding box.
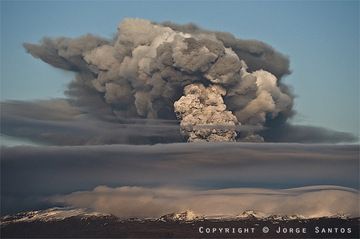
[1,0,359,136]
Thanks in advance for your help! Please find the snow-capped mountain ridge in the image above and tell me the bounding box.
[158,210,202,222]
[200,210,307,221]
[1,207,354,225]
[236,210,267,219]
[1,207,113,225]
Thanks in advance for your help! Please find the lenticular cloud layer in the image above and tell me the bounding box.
[52,185,359,219]
[24,18,294,142]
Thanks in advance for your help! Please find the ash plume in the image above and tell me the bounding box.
[174,84,238,142]
[24,18,294,142]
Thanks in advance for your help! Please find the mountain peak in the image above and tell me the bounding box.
[159,210,202,222]
[236,210,266,219]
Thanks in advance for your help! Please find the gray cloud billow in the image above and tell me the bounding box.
[1,143,358,215]
[23,18,296,142]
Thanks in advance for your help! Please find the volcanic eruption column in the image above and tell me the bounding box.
[24,18,293,142]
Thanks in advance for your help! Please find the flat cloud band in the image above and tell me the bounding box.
[51,185,359,218]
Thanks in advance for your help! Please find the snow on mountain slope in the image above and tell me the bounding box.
[157,209,346,221]
[158,210,203,222]
[235,210,267,219]
[1,207,353,225]
[1,207,112,225]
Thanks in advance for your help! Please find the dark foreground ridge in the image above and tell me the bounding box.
[1,208,359,238]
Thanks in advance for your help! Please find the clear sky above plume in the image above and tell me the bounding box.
[1,0,358,136]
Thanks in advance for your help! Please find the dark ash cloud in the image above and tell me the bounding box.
[1,142,358,215]
[262,124,357,143]
[161,21,291,79]
[1,99,182,145]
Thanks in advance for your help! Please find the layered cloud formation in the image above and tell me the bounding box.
[1,142,358,215]
[1,99,356,145]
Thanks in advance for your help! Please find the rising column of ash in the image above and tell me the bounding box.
[174,84,238,142]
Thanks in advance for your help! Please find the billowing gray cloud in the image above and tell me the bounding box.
[1,142,358,215]
[161,21,290,79]
[51,185,359,218]
[23,35,109,72]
